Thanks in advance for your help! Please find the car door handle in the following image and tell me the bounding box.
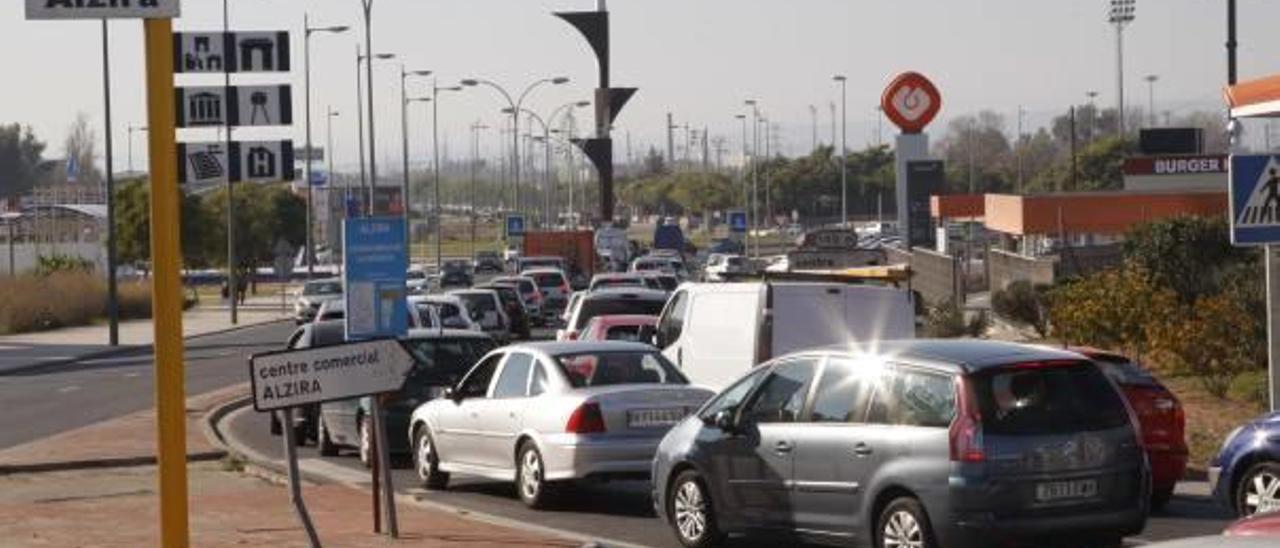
[774,440,794,454]
[853,443,874,457]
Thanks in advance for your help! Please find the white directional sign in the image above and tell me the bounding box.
[249,339,416,412]
[178,140,294,184]
[174,31,290,74]
[26,0,180,20]
[175,85,293,128]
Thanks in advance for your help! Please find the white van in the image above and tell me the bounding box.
[653,282,916,389]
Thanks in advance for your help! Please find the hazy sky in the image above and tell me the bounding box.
[5,0,1280,171]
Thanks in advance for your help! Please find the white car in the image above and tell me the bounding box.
[523,268,572,319]
[448,289,511,342]
[293,278,343,323]
[407,341,714,508]
[702,253,748,282]
[408,295,483,332]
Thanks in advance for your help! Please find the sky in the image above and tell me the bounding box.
[5,0,1280,172]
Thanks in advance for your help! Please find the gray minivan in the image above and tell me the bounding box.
[651,340,1149,548]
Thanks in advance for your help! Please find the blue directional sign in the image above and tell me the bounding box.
[728,210,748,233]
[1230,155,1280,246]
[342,217,408,341]
[505,214,526,239]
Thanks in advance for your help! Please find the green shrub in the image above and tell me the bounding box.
[1228,370,1269,407]
[34,254,94,277]
[925,301,966,338]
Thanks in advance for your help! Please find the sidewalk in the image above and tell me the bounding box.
[0,294,292,374]
[0,383,578,547]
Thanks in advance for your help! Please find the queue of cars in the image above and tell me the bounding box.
[274,247,1280,548]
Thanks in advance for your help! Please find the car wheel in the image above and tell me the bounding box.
[1236,461,1280,517]
[358,416,373,469]
[316,416,338,457]
[413,426,449,490]
[876,497,937,548]
[516,442,554,509]
[668,470,724,548]
[269,414,282,436]
[1150,484,1175,511]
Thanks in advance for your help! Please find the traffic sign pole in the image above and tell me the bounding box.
[280,408,321,547]
[144,17,189,547]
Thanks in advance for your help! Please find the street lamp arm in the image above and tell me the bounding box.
[516,78,555,110]
[467,79,516,110]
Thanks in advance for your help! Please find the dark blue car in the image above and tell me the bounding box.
[1210,410,1280,517]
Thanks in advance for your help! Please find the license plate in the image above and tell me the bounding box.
[1035,479,1099,502]
[627,408,687,428]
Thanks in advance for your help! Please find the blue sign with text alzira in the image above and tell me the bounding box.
[342,217,408,341]
[1230,155,1280,246]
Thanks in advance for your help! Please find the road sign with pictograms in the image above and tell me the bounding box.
[175,85,292,128]
[26,0,180,19]
[178,140,294,184]
[1230,154,1280,246]
[881,72,942,134]
[174,31,290,74]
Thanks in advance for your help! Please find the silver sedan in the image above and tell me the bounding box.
[408,341,714,508]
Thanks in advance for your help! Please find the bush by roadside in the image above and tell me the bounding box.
[0,272,158,334]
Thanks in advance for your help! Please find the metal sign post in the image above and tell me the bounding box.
[279,408,321,548]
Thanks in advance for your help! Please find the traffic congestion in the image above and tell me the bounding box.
[266,222,1280,548]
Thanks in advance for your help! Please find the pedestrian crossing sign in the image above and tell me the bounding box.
[1230,154,1280,246]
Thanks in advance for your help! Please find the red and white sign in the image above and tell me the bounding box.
[1123,155,1228,176]
[881,72,942,134]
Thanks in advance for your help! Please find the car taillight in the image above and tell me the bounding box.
[949,375,984,463]
[565,402,606,434]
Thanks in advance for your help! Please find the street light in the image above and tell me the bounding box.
[127,125,147,174]
[833,75,848,228]
[355,50,395,213]
[506,101,589,228]
[1109,0,1136,137]
[431,82,464,272]
[326,108,340,225]
[744,99,760,258]
[736,113,748,215]
[469,121,489,255]
[460,76,570,218]
[399,67,432,249]
[1144,74,1159,127]
[303,15,349,278]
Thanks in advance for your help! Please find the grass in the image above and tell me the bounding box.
[1165,375,1267,475]
[0,272,159,334]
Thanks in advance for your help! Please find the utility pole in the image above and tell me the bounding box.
[1016,106,1025,194]
[835,75,848,228]
[101,19,119,346]
[1109,0,1136,138]
[666,112,675,167]
[809,105,818,151]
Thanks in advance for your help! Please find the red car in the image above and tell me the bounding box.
[575,314,659,343]
[1225,510,1280,537]
[1073,347,1189,509]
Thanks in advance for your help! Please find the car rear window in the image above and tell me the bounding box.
[304,281,342,295]
[1090,355,1160,387]
[532,273,563,287]
[605,325,645,342]
[593,278,644,290]
[971,362,1130,435]
[555,351,687,387]
[457,293,497,313]
[575,298,668,330]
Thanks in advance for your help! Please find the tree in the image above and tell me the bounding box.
[113,180,213,269]
[1123,216,1248,303]
[0,124,48,200]
[992,280,1052,338]
[1148,293,1260,398]
[1050,266,1178,361]
[60,113,102,187]
[934,111,1013,193]
[204,183,306,275]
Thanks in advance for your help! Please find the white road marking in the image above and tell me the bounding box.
[57,385,81,394]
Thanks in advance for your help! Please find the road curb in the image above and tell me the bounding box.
[0,317,291,377]
[0,452,225,476]
[208,397,650,548]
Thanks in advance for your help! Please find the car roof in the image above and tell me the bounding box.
[523,268,566,275]
[305,277,341,284]
[592,272,642,280]
[582,287,670,301]
[404,328,493,340]
[521,256,563,261]
[449,289,499,297]
[504,340,658,357]
[810,339,1088,374]
[588,314,659,326]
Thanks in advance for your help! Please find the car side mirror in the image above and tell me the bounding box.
[708,409,738,433]
[444,387,461,403]
[637,325,657,346]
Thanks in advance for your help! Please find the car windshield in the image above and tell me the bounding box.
[555,350,687,388]
[522,259,561,270]
[575,298,667,330]
[531,272,563,287]
[457,293,497,313]
[413,304,437,328]
[593,277,644,290]
[972,362,1130,435]
[403,337,496,388]
[444,262,468,272]
[303,281,342,296]
[652,276,679,291]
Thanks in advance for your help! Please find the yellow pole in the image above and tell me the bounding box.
[144,17,189,547]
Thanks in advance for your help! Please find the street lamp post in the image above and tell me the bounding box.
[303,16,349,278]
[400,67,432,250]
[127,125,147,175]
[510,101,589,228]
[460,77,569,218]
[1144,74,1159,128]
[1086,90,1099,139]
[736,113,748,214]
[1109,0,1136,137]
[744,99,760,258]
[432,82,463,272]
[469,121,489,255]
[355,51,396,215]
[326,107,340,228]
[834,75,848,228]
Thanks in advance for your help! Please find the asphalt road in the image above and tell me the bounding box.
[0,321,296,450]
[224,400,1235,548]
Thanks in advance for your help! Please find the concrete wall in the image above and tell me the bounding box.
[0,242,107,276]
[885,246,961,308]
[989,249,1056,292]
